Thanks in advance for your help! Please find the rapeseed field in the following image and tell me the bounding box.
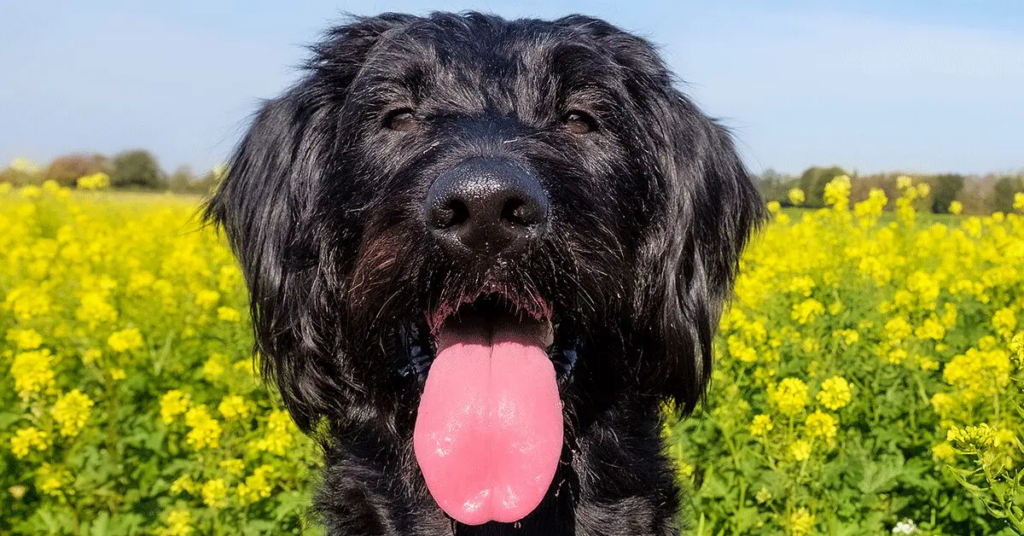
[2,178,1023,534]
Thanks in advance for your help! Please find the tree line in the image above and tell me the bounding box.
[0,150,223,195]
[3,153,1022,214]
[757,166,1024,215]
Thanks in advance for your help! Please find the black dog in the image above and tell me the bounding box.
[206,12,764,535]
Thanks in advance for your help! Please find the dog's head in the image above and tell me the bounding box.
[206,11,764,525]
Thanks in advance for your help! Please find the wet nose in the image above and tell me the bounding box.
[425,158,549,255]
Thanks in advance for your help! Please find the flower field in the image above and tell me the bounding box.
[1,183,320,535]
[665,179,1024,534]
[2,178,1024,535]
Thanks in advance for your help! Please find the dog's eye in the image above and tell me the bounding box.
[562,110,597,135]
[384,108,417,132]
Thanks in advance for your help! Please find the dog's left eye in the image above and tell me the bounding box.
[562,110,597,135]
[384,108,418,132]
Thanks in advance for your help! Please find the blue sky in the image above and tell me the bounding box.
[2,1,1022,176]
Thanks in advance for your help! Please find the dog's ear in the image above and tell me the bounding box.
[203,15,411,431]
[641,97,767,415]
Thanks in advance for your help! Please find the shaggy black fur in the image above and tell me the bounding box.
[206,12,765,535]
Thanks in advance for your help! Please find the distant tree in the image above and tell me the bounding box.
[193,164,228,195]
[989,176,1024,214]
[110,150,165,190]
[0,158,41,186]
[754,168,796,204]
[930,174,965,214]
[798,166,847,207]
[168,165,196,193]
[41,153,108,187]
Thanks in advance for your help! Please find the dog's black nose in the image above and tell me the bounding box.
[426,158,549,255]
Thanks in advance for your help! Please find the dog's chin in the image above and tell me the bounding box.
[401,291,578,525]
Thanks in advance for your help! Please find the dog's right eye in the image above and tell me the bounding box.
[562,110,598,135]
[384,108,418,132]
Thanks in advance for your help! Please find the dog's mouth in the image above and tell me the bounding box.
[405,292,572,526]
[398,293,579,383]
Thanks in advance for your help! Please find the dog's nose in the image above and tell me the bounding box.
[426,158,549,255]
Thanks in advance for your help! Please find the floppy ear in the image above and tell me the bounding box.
[641,96,766,415]
[204,15,412,431]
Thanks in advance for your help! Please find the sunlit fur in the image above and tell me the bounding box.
[206,12,764,535]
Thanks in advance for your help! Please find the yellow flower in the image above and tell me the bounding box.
[1014,192,1024,212]
[76,291,118,328]
[194,289,220,309]
[978,335,999,351]
[82,348,103,365]
[915,318,945,341]
[833,329,859,345]
[35,464,69,497]
[52,389,94,437]
[823,175,852,209]
[932,442,956,462]
[817,376,852,410]
[947,423,996,450]
[184,405,222,450]
[4,284,52,321]
[217,306,242,322]
[930,392,955,417]
[203,354,226,380]
[1011,333,1024,368]
[769,378,809,417]
[77,172,110,190]
[943,348,1011,403]
[993,429,1017,448]
[254,410,295,456]
[218,265,243,293]
[767,201,781,214]
[11,349,56,399]
[755,486,773,504]
[160,390,190,424]
[163,509,193,536]
[6,328,42,350]
[201,478,229,508]
[897,175,914,190]
[788,188,806,206]
[237,465,275,504]
[219,458,245,477]
[789,439,812,462]
[791,299,825,325]
[884,317,913,342]
[108,328,144,352]
[882,347,907,365]
[948,200,963,215]
[218,395,250,420]
[993,308,1017,339]
[750,414,773,437]
[790,508,816,535]
[110,367,127,380]
[170,475,197,495]
[804,410,837,442]
[10,427,49,458]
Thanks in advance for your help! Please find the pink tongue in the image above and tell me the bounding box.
[413,319,563,525]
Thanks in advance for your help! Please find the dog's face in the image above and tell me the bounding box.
[207,12,763,526]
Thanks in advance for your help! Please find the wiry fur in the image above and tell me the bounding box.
[206,12,765,535]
